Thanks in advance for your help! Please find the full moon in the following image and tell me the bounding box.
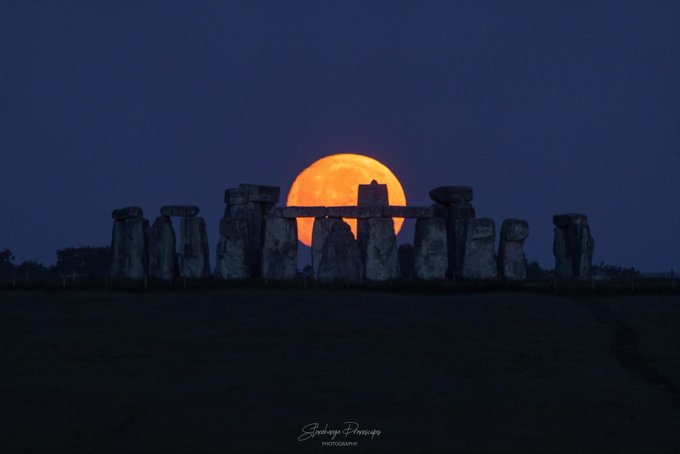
[286,153,406,246]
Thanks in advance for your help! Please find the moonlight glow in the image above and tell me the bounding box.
[286,153,406,246]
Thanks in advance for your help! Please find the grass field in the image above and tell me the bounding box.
[1,289,679,452]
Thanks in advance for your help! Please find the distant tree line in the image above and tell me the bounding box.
[0,246,111,284]
[525,260,641,281]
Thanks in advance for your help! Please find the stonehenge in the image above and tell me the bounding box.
[216,217,250,279]
[110,207,149,279]
[460,218,498,280]
[553,214,594,280]
[110,205,208,280]
[357,181,399,281]
[149,215,176,279]
[413,217,447,280]
[361,217,400,281]
[498,219,529,281]
[109,182,595,285]
[429,186,476,279]
[261,216,297,279]
[315,219,364,283]
[311,217,341,279]
[178,217,210,279]
[217,184,280,279]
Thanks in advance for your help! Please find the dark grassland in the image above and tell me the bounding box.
[1,288,679,453]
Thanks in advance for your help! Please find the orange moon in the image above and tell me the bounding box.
[286,153,406,246]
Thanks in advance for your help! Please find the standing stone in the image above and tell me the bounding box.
[358,179,389,206]
[225,201,275,277]
[428,186,473,205]
[178,217,210,279]
[498,219,529,281]
[360,218,400,281]
[414,217,448,280]
[553,214,594,280]
[148,216,176,280]
[429,186,476,279]
[110,216,149,280]
[447,202,476,279]
[316,220,364,283]
[216,217,251,279]
[225,184,281,204]
[357,180,390,262]
[261,216,298,279]
[110,219,125,279]
[460,218,497,280]
[312,217,341,279]
[111,206,144,220]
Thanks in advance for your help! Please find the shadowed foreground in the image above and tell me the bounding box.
[1,290,679,452]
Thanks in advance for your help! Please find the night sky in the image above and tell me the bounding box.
[2,1,679,272]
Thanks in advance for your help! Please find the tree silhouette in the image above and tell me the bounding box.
[0,249,15,281]
[55,246,111,279]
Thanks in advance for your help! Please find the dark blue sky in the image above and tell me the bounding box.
[2,1,679,271]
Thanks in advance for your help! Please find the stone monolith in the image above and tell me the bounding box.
[360,217,400,281]
[553,214,594,280]
[312,217,340,279]
[216,217,251,279]
[110,215,149,279]
[498,219,529,281]
[414,217,448,280]
[178,217,210,279]
[224,199,276,277]
[357,180,389,263]
[261,216,298,279]
[316,220,364,283]
[148,215,176,280]
[460,217,497,280]
[429,186,476,279]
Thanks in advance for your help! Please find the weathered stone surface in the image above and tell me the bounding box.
[148,216,176,279]
[239,184,281,203]
[398,244,415,279]
[160,205,199,217]
[359,218,400,281]
[460,218,497,280]
[177,217,210,279]
[261,217,297,279]
[271,206,328,218]
[224,188,249,205]
[553,214,588,227]
[225,202,274,276]
[501,219,529,241]
[445,202,477,279]
[553,213,594,280]
[312,217,340,279]
[357,180,391,275]
[429,186,473,205]
[111,206,143,220]
[316,220,364,283]
[327,206,384,218]
[358,180,389,207]
[216,217,250,279]
[225,184,281,205]
[110,216,149,279]
[387,206,435,219]
[414,217,448,280]
[498,219,529,281]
